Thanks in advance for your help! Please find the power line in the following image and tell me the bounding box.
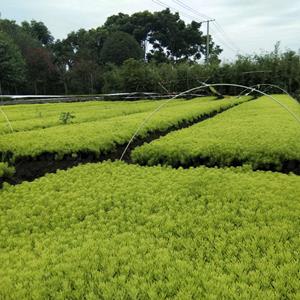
[172,0,240,51]
[213,22,241,51]
[170,0,241,53]
[152,0,240,59]
[152,0,201,21]
[209,27,239,54]
[171,0,211,20]
[152,0,217,62]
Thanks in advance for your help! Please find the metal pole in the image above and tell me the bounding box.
[204,19,215,63]
[206,21,209,63]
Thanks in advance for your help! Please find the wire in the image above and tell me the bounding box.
[152,0,201,21]
[171,0,211,20]
[213,22,241,52]
[152,0,240,57]
[170,0,241,53]
[209,27,239,54]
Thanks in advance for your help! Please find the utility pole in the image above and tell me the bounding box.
[201,19,215,64]
[143,40,147,62]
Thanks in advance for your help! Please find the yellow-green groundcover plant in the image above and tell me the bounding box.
[0,161,299,299]
[0,96,249,161]
[0,98,200,134]
[0,162,14,182]
[132,95,300,171]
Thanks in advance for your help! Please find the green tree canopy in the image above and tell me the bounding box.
[104,9,222,62]
[0,32,25,94]
[100,31,143,65]
[21,20,54,46]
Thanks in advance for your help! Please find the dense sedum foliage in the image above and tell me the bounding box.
[0,96,249,161]
[0,162,14,179]
[132,95,300,171]
[0,99,189,134]
[0,161,299,299]
[0,162,14,188]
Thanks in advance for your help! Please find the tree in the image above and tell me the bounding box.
[59,27,109,66]
[100,31,143,65]
[102,63,123,93]
[25,47,56,94]
[67,60,102,94]
[157,63,178,93]
[0,19,41,54]
[51,39,74,94]
[21,20,54,46]
[0,32,25,94]
[104,11,154,53]
[54,27,109,94]
[103,9,222,63]
[119,59,159,92]
[0,19,57,94]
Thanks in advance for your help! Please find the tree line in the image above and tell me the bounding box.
[0,9,299,96]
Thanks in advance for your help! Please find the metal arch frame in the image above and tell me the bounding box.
[237,83,297,103]
[0,106,13,133]
[120,83,300,160]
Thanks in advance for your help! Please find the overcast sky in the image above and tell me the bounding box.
[1,0,299,61]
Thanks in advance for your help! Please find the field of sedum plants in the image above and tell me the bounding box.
[0,161,300,299]
[0,94,299,299]
[0,98,202,134]
[0,96,249,161]
[132,95,300,172]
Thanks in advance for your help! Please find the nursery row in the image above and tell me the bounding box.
[0,98,205,134]
[0,96,249,161]
[132,95,300,171]
[0,161,299,299]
